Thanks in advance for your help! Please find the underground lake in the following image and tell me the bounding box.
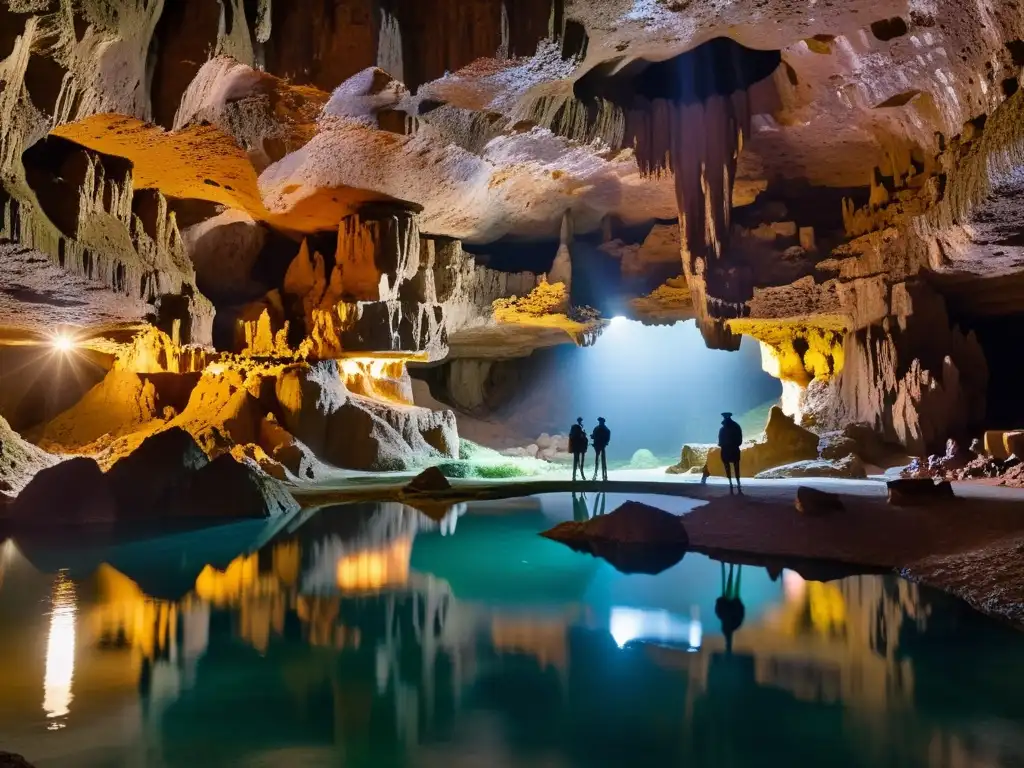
[1,494,1022,768]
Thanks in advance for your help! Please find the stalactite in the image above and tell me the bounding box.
[626,91,750,265]
[377,9,405,84]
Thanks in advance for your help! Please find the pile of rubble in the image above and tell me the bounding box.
[903,431,1024,487]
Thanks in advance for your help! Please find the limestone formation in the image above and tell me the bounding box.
[7,458,117,526]
[756,455,867,480]
[670,406,820,478]
[0,415,59,498]
[3,0,1024,509]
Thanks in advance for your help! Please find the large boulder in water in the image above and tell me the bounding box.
[106,427,209,518]
[7,458,117,526]
[541,500,689,574]
[404,466,452,494]
[177,454,299,519]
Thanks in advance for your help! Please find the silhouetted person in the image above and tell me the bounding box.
[569,417,589,482]
[591,417,610,481]
[718,412,743,493]
[715,563,746,654]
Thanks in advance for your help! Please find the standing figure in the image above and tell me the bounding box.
[718,412,743,492]
[591,417,610,482]
[569,417,589,482]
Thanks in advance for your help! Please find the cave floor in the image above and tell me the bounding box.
[294,469,1024,628]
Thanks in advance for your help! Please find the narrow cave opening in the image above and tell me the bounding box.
[417,319,780,463]
[956,312,1024,430]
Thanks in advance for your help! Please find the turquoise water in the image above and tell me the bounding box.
[1,492,1024,767]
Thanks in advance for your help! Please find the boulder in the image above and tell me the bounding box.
[178,455,299,519]
[666,444,713,475]
[985,430,1024,461]
[105,427,209,518]
[756,454,867,480]
[405,466,452,494]
[0,415,60,495]
[887,478,955,506]
[541,501,689,575]
[795,486,845,515]
[258,416,321,481]
[818,432,859,461]
[671,407,819,478]
[0,754,35,768]
[7,458,117,526]
[542,501,689,546]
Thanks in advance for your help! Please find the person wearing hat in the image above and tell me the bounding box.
[569,417,589,482]
[590,417,611,482]
[718,412,743,492]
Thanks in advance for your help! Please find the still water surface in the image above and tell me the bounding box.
[1,492,1023,767]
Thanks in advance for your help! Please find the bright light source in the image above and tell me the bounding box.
[52,334,74,353]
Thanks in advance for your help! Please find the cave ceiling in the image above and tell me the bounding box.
[2,0,1024,355]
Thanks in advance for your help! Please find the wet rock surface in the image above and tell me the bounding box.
[541,500,689,573]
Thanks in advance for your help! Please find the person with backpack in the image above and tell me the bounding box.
[591,417,610,482]
[569,417,588,482]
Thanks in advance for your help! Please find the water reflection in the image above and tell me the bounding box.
[42,572,76,726]
[0,498,1023,767]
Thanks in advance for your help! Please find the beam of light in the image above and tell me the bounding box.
[43,572,78,727]
[780,380,804,421]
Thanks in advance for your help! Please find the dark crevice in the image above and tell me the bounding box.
[1006,40,1024,68]
[574,37,780,107]
[148,0,222,129]
[24,53,67,116]
[870,17,909,42]
[561,19,588,61]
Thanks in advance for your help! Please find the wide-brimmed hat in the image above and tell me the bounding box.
[721,412,733,418]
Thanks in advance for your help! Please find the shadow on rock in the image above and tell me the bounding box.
[541,500,689,575]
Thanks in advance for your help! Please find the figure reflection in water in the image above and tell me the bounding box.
[571,492,607,521]
[572,492,589,522]
[715,563,746,654]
